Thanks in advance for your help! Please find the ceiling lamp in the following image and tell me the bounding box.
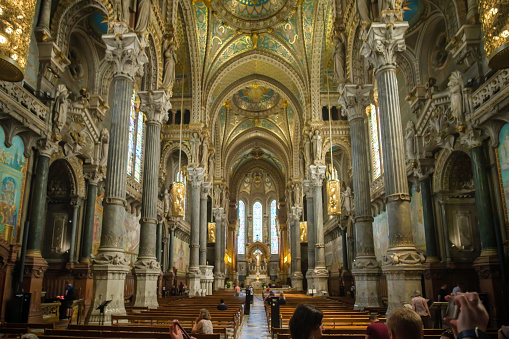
[171,56,187,217]
[480,0,509,69]
[0,0,37,81]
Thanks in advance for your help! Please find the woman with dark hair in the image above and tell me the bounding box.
[289,304,324,339]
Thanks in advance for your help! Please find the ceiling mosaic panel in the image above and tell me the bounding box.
[256,34,300,72]
[232,148,284,174]
[273,13,303,67]
[239,169,276,195]
[210,35,254,76]
[223,0,287,20]
[207,17,236,72]
[193,2,208,67]
[174,6,191,94]
[233,85,281,111]
[321,2,336,91]
[302,0,315,64]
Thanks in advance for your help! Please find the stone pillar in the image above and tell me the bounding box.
[156,222,162,264]
[362,13,424,313]
[200,182,210,265]
[309,165,328,295]
[168,225,175,270]
[86,27,147,324]
[290,206,303,291]
[74,168,102,315]
[23,141,55,322]
[132,90,169,308]
[303,180,315,291]
[340,84,383,309]
[34,0,52,37]
[187,167,205,296]
[227,224,236,281]
[213,208,225,290]
[464,134,503,325]
[68,199,81,264]
[220,214,227,275]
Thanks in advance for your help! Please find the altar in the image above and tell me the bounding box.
[244,242,271,287]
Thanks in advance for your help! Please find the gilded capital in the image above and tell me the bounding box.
[103,32,148,81]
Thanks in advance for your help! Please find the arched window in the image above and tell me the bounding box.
[238,200,245,254]
[127,89,144,182]
[270,200,278,254]
[253,201,263,242]
[368,104,383,180]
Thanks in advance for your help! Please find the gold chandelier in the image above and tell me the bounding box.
[480,0,509,69]
[0,0,36,81]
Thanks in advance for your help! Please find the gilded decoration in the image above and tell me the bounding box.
[232,85,280,112]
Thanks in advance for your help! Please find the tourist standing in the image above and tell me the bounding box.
[412,291,431,329]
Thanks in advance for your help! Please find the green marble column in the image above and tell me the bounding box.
[470,145,498,254]
[421,177,440,260]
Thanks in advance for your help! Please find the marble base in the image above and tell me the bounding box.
[21,255,48,323]
[187,269,202,297]
[383,263,424,315]
[291,273,303,291]
[72,262,94,315]
[305,270,314,294]
[132,265,160,309]
[86,261,129,324]
[313,268,329,296]
[352,267,383,310]
[200,265,214,295]
[214,273,225,291]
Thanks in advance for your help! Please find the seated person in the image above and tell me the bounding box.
[387,308,423,339]
[278,291,287,305]
[366,314,389,339]
[289,304,324,339]
[170,320,196,339]
[191,308,213,334]
[265,291,275,303]
[217,298,228,310]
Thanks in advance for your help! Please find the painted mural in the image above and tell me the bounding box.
[92,189,141,265]
[410,184,426,251]
[372,211,389,262]
[0,127,26,244]
[173,236,190,274]
[498,123,509,226]
[325,235,343,272]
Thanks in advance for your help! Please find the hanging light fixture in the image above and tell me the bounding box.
[325,68,341,217]
[0,0,37,81]
[172,57,186,217]
[480,0,509,69]
[208,187,216,243]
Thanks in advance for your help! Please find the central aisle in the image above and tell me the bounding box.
[240,294,271,339]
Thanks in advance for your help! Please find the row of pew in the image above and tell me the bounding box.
[263,291,500,339]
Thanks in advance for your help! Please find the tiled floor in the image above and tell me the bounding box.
[240,295,271,339]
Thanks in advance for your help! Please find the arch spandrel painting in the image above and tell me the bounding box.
[223,0,286,20]
[0,127,26,244]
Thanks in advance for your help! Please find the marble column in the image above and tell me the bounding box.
[74,168,103,315]
[87,27,147,324]
[341,227,348,271]
[200,182,210,265]
[221,213,227,275]
[340,84,383,309]
[303,180,315,291]
[23,141,55,322]
[362,13,424,313]
[34,0,52,38]
[68,199,81,264]
[290,206,303,290]
[132,90,169,308]
[168,226,175,271]
[187,167,205,296]
[156,222,162,263]
[464,133,503,325]
[213,208,225,290]
[309,165,328,295]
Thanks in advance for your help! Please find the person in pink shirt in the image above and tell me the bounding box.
[412,291,431,329]
[234,284,240,296]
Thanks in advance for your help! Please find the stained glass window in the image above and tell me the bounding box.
[253,201,262,242]
[369,104,383,180]
[126,89,144,183]
[134,110,144,182]
[127,91,136,176]
[270,200,278,254]
[238,200,245,254]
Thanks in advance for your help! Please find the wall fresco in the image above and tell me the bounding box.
[0,127,26,244]
[325,235,342,271]
[173,236,190,274]
[410,184,426,251]
[372,211,388,262]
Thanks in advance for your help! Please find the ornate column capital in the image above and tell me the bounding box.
[289,206,302,223]
[339,84,373,122]
[102,32,147,81]
[309,165,326,187]
[84,165,105,185]
[302,180,313,198]
[213,208,224,221]
[139,90,171,125]
[36,139,58,158]
[188,167,205,188]
[201,181,211,199]
[413,157,435,181]
[361,14,409,72]
[460,128,486,149]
